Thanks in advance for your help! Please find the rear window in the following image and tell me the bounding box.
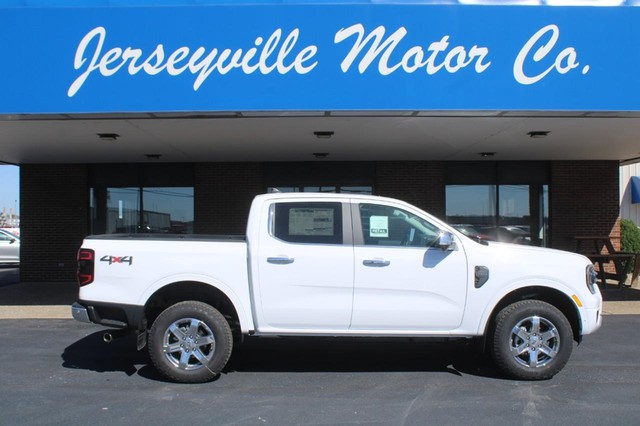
[273,202,343,245]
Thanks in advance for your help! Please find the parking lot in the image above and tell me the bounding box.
[0,315,639,425]
[2,266,640,425]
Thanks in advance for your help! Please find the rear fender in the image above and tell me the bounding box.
[139,273,253,333]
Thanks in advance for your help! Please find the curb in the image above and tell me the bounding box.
[601,301,640,315]
[1,301,638,320]
[0,305,72,319]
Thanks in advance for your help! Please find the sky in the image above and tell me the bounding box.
[0,165,19,215]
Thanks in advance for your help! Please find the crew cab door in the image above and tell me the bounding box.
[351,202,468,331]
[255,200,354,331]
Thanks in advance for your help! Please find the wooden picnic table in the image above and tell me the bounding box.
[575,236,638,289]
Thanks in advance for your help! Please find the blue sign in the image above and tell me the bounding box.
[1,2,639,113]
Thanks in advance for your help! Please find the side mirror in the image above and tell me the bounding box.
[437,232,457,251]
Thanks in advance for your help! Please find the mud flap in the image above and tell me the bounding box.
[136,318,148,351]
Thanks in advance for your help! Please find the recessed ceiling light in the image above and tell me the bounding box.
[97,133,120,141]
[314,131,334,139]
[527,131,550,139]
[478,152,495,157]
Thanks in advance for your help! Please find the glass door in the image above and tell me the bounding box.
[498,185,532,245]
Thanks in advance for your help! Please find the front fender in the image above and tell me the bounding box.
[474,278,582,336]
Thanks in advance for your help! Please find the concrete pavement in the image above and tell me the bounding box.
[1,265,640,318]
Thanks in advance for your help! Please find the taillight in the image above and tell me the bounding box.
[77,248,95,287]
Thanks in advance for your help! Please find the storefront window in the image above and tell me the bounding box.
[107,187,140,234]
[304,186,337,193]
[446,184,548,246]
[91,187,194,234]
[269,186,372,194]
[341,186,374,194]
[264,162,374,196]
[446,185,497,225]
[143,188,194,233]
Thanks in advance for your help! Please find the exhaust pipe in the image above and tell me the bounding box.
[103,329,128,343]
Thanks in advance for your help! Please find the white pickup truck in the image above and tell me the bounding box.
[72,192,602,382]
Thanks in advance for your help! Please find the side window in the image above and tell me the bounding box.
[273,202,343,245]
[359,203,441,248]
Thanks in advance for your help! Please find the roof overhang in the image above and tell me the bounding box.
[2,111,640,164]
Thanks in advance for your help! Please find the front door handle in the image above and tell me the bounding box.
[267,256,295,265]
[363,259,391,267]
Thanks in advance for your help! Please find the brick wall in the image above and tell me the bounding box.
[375,162,446,219]
[194,163,265,234]
[550,161,620,252]
[20,164,89,282]
[16,160,621,282]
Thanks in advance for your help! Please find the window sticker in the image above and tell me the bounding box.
[289,208,335,236]
[369,215,389,238]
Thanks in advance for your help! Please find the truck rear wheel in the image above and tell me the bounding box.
[148,301,233,383]
[491,300,573,380]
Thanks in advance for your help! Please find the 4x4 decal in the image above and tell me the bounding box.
[100,255,133,266]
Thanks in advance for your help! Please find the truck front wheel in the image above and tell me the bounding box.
[148,301,233,383]
[491,300,573,380]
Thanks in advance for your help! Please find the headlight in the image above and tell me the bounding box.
[586,264,598,294]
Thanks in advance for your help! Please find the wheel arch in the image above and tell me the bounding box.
[481,286,582,345]
[144,281,243,341]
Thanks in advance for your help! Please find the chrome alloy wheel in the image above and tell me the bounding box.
[509,315,560,368]
[163,318,216,371]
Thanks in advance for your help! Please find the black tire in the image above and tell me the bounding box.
[491,300,573,380]
[148,301,233,383]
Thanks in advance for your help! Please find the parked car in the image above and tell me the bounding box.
[0,229,20,265]
[467,225,531,245]
[0,227,20,237]
[451,224,492,241]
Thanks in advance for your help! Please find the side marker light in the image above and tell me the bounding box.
[571,294,583,308]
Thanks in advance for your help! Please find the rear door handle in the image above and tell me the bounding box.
[267,256,295,265]
[363,259,391,267]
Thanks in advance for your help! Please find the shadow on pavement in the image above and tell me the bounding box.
[61,331,156,378]
[61,332,505,381]
[601,286,640,301]
[227,337,502,378]
[0,278,77,305]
